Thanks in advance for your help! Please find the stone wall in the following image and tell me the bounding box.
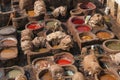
[107,0,120,24]
[108,0,115,17]
[116,5,120,24]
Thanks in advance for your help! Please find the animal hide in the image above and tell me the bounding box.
[46,31,66,41]
[21,29,33,38]
[34,0,46,16]
[82,50,101,75]
[21,40,33,51]
[88,13,103,27]
[59,35,73,50]
[32,37,46,48]
[52,6,67,17]
[110,52,120,65]
[72,72,85,80]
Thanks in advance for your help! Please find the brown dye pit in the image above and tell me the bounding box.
[39,71,53,80]
[0,48,17,59]
[100,74,117,80]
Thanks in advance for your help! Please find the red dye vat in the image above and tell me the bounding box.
[76,25,91,32]
[27,23,42,30]
[57,59,72,65]
[72,18,85,24]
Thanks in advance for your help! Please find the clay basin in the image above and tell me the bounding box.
[103,39,120,53]
[0,26,16,36]
[70,9,84,16]
[36,69,53,80]
[95,30,114,40]
[79,32,97,43]
[5,66,24,80]
[54,52,74,66]
[62,65,77,78]
[0,37,17,47]
[26,21,43,31]
[27,10,45,21]
[77,2,96,10]
[75,25,92,33]
[0,47,18,60]
[98,70,118,80]
[32,57,54,71]
[71,16,85,25]
[100,74,117,80]
[15,75,27,80]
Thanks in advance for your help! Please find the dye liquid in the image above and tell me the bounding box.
[100,74,117,80]
[27,23,41,30]
[57,59,72,65]
[72,18,84,24]
[76,25,91,32]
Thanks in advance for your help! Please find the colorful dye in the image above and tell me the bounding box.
[76,25,91,32]
[28,10,35,17]
[0,48,17,59]
[46,21,59,28]
[65,70,74,76]
[40,71,53,80]
[100,74,117,80]
[27,23,42,30]
[7,70,23,79]
[81,36,93,41]
[57,59,72,65]
[2,39,17,47]
[96,32,111,39]
[72,18,85,24]
[107,42,120,50]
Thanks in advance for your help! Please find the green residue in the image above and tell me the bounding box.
[65,70,74,76]
[107,42,120,50]
[7,69,23,79]
[46,21,59,28]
